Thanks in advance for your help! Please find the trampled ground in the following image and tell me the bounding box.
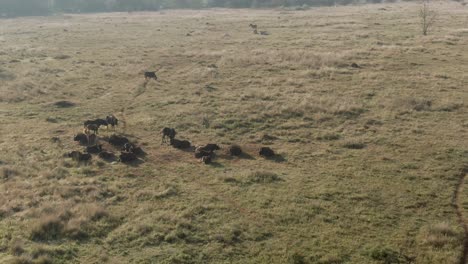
[0,2,467,263]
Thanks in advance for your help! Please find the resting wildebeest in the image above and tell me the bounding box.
[86,144,102,154]
[229,145,242,156]
[197,144,220,153]
[144,71,157,80]
[106,115,118,129]
[99,151,115,161]
[170,138,191,149]
[161,127,176,144]
[108,134,129,146]
[194,148,213,159]
[87,134,97,146]
[67,151,92,162]
[119,152,137,163]
[74,133,88,145]
[259,147,275,158]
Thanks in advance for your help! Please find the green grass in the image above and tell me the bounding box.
[0,2,467,263]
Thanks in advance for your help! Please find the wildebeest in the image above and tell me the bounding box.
[161,127,176,144]
[106,115,118,129]
[259,147,275,158]
[119,152,137,163]
[229,145,242,156]
[122,142,135,153]
[144,71,157,80]
[98,151,115,161]
[197,144,220,153]
[200,155,212,164]
[84,119,107,128]
[67,151,92,162]
[170,138,191,149]
[74,133,88,145]
[260,31,269,35]
[87,134,97,146]
[249,23,257,30]
[108,134,129,146]
[85,124,99,134]
[86,144,102,154]
[194,148,213,159]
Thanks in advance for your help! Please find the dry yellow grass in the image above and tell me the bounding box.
[0,2,467,263]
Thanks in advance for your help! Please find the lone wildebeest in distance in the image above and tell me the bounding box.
[106,115,118,129]
[161,127,176,144]
[144,71,157,80]
[249,24,257,30]
[259,147,275,158]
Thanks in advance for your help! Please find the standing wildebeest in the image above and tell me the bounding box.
[106,115,118,129]
[249,24,257,30]
[161,127,176,144]
[144,71,157,80]
[85,124,99,134]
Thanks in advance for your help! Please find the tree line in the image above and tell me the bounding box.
[0,0,398,17]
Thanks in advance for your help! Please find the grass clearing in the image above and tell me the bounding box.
[0,2,467,263]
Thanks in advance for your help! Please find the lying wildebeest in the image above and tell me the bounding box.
[229,145,242,156]
[144,71,157,80]
[67,151,92,162]
[108,135,129,146]
[161,127,176,144]
[86,144,102,154]
[194,148,213,159]
[119,152,137,163]
[85,124,99,134]
[98,151,115,161]
[259,147,275,158]
[74,133,88,145]
[197,144,220,153]
[249,23,257,30]
[106,115,118,129]
[170,138,191,149]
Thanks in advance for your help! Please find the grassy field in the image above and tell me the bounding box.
[0,2,468,263]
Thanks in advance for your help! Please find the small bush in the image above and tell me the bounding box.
[247,171,282,183]
[31,216,64,241]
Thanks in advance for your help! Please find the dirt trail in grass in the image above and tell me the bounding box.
[453,167,468,264]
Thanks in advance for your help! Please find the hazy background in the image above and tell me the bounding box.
[0,0,402,17]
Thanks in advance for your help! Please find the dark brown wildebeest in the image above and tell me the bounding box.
[87,134,97,146]
[194,148,213,159]
[161,127,176,144]
[99,151,115,161]
[259,147,275,158]
[229,145,242,156]
[197,144,220,153]
[67,151,92,162]
[85,124,99,134]
[170,138,191,149]
[106,115,118,129]
[108,135,129,146]
[86,144,102,154]
[74,133,88,145]
[119,152,137,163]
[144,71,157,80]
[200,155,212,164]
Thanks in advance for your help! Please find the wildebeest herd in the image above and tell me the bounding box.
[67,113,278,166]
[67,114,146,164]
[66,69,278,165]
